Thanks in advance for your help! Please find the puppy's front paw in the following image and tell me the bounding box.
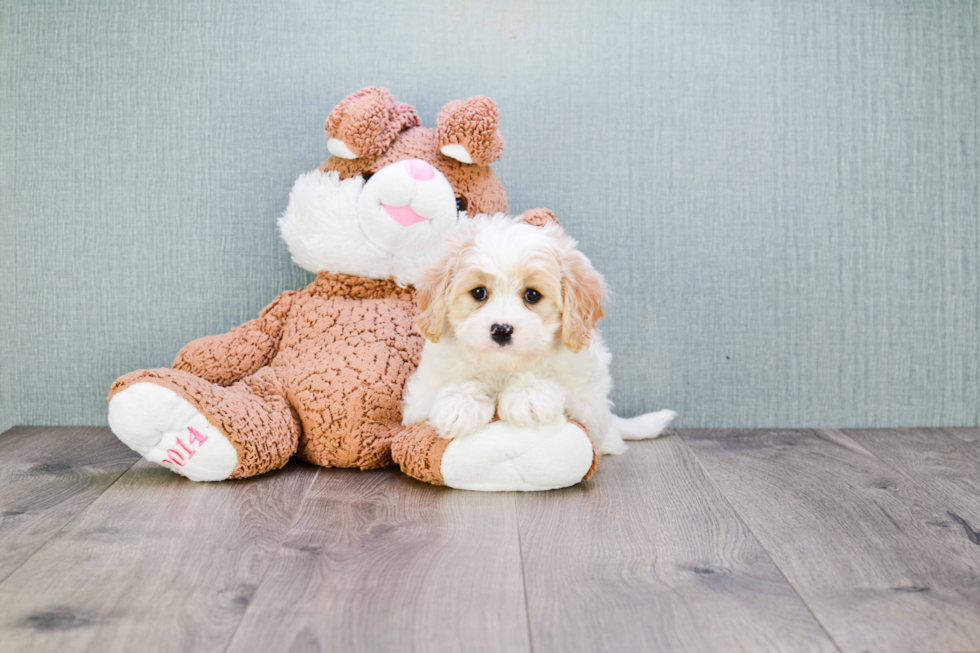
[429,382,495,440]
[498,377,565,428]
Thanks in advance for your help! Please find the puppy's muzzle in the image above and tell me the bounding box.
[490,323,514,346]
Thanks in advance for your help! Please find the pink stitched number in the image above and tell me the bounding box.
[187,426,208,446]
[162,427,209,468]
[175,436,195,458]
[164,450,185,466]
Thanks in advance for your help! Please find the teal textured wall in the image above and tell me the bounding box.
[1,0,978,432]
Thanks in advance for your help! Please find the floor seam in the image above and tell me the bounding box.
[0,441,140,589]
[220,466,321,653]
[677,432,845,653]
[828,427,980,546]
[513,494,535,653]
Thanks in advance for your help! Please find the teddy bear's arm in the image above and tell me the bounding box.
[171,291,295,387]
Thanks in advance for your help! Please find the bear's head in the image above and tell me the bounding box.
[279,87,509,286]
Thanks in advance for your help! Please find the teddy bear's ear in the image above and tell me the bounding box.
[325,87,420,159]
[518,208,563,229]
[437,96,504,166]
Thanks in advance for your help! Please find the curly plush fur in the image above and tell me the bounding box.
[107,87,607,490]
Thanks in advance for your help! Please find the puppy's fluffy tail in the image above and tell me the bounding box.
[613,410,677,440]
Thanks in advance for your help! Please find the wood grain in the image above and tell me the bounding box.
[844,428,980,550]
[226,468,531,653]
[6,427,980,653]
[0,426,139,584]
[516,436,838,653]
[685,428,980,653]
[0,456,317,653]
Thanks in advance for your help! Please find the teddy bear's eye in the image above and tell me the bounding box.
[456,196,468,212]
[471,287,487,301]
[524,288,542,304]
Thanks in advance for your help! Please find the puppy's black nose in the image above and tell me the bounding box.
[490,323,514,345]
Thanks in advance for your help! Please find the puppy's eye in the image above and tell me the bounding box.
[470,287,488,301]
[524,288,542,304]
[362,172,374,182]
[455,197,468,212]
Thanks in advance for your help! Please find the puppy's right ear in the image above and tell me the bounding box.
[415,249,458,343]
[325,87,419,159]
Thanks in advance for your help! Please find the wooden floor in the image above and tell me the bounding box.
[0,427,979,652]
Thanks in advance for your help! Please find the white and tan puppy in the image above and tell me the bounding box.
[402,213,675,455]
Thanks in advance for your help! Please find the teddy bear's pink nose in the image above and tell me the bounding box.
[407,158,435,181]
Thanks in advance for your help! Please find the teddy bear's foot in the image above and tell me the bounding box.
[393,418,598,492]
[109,367,301,479]
[108,382,238,482]
[442,419,597,491]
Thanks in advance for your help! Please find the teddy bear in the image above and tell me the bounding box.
[107,87,602,491]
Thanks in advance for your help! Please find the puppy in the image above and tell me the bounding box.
[402,212,675,455]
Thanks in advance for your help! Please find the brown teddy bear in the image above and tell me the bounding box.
[107,87,601,490]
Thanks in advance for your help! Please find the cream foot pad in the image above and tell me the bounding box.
[108,382,238,482]
[441,418,595,492]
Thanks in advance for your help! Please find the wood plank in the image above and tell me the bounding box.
[686,428,980,653]
[516,436,838,653]
[844,428,980,548]
[0,454,317,653]
[0,426,139,584]
[226,467,531,653]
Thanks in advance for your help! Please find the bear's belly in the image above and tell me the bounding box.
[272,294,423,468]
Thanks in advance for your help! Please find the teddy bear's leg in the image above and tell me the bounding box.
[108,367,300,481]
[392,418,600,492]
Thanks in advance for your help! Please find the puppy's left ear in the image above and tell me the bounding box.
[561,248,607,353]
